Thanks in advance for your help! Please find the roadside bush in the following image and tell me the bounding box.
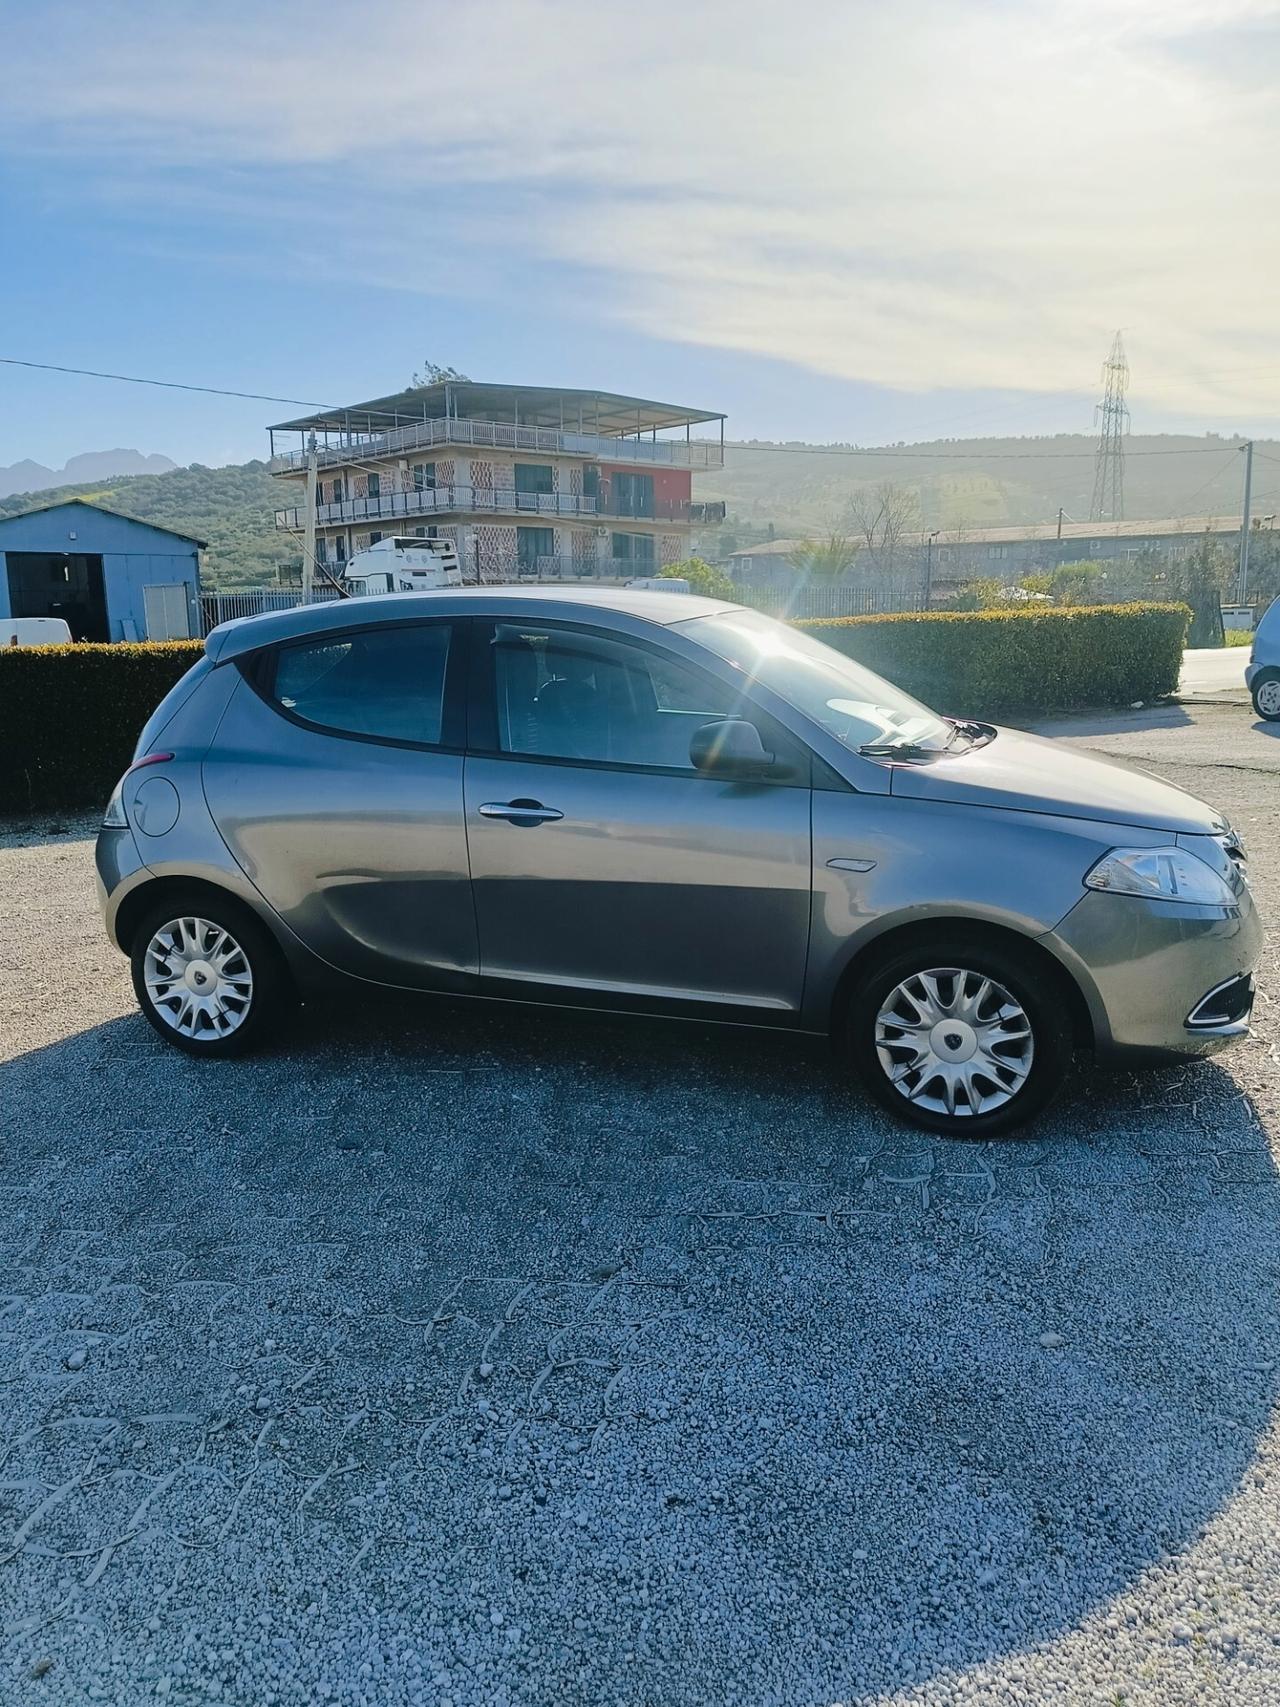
[0,641,204,814]
[660,558,737,599]
[795,603,1190,715]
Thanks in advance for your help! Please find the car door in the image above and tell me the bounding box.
[203,615,477,991]
[463,616,812,1013]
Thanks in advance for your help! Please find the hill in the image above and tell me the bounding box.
[0,431,1274,586]
[0,461,291,586]
[699,432,1276,552]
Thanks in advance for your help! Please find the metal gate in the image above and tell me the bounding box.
[143,583,193,640]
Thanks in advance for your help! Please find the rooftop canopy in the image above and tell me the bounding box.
[269,381,725,439]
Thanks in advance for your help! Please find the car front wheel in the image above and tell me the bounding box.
[1252,668,1280,721]
[848,935,1074,1137]
[130,896,292,1057]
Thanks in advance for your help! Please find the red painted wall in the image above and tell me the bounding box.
[601,465,691,503]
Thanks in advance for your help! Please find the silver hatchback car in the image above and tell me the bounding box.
[97,589,1260,1137]
[1247,596,1280,721]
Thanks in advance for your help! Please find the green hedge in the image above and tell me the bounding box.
[794,602,1190,715]
[0,602,1191,814]
[0,641,204,814]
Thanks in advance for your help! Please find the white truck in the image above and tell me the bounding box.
[340,535,462,596]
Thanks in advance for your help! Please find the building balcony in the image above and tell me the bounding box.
[274,486,726,531]
[268,414,724,475]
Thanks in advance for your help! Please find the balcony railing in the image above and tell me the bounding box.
[274,487,725,531]
[269,415,724,474]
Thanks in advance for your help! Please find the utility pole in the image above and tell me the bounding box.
[1056,507,1065,540]
[301,432,319,604]
[924,529,940,608]
[1238,440,1254,605]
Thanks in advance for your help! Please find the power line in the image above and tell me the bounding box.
[0,355,335,411]
[724,441,1238,460]
[0,353,1252,462]
[1161,449,1247,517]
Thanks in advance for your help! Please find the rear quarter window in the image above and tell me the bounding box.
[267,623,453,747]
[133,653,214,759]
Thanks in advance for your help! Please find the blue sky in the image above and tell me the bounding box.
[2,0,1278,470]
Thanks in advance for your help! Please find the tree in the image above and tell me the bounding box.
[660,558,736,598]
[1242,527,1280,609]
[1048,560,1104,605]
[1173,538,1231,646]
[786,533,860,581]
[844,481,921,576]
[411,361,471,387]
[949,577,1004,610]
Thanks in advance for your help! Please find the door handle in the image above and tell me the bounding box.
[478,799,564,824]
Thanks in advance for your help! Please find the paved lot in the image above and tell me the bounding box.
[1178,646,1250,702]
[3,701,1280,1706]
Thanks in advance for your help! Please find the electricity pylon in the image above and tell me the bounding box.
[1089,331,1130,523]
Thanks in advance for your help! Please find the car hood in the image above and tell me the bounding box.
[887,726,1226,835]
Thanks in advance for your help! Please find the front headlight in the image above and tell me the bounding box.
[1085,846,1236,906]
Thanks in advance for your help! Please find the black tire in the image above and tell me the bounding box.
[846,932,1074,1138]
[1251,667,1280,722]
[129,892,294,1058]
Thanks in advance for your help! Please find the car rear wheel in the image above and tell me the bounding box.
[130,895,292,1057]
[1252,668,1280,721]
[848,934,1074,1137]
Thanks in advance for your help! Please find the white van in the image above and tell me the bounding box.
[2,616,73,647]
[626,576,689,594]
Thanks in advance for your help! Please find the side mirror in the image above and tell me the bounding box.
[689,718,775,778]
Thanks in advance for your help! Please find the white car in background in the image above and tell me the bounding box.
[2,616,73,647]
[1247,599,1280,720]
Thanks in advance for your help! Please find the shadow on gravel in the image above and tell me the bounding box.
[3,997,1278,1704]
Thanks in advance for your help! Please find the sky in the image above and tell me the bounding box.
[1,0,1278,469]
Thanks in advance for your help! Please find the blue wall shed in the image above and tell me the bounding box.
[0,500,203,643]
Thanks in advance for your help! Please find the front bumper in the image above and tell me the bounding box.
[1050,886,1263,1063]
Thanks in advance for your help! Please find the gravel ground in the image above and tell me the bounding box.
[2,702,1280,1707]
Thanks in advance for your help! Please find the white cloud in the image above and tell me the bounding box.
[6,0,1280,417]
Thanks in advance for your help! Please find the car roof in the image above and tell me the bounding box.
[204,586,742,663]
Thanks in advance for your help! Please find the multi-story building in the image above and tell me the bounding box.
[268,380,726,582]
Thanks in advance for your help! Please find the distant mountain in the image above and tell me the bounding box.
[0,448,177,501]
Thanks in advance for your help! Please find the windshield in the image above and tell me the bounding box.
[680,609,955,755]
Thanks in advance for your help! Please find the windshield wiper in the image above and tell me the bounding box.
[859,719,989,759]
[857,738,939,758]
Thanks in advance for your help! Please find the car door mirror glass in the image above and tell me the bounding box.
[689,718,775,778]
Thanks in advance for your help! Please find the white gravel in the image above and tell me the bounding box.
[2,704,1280,1706]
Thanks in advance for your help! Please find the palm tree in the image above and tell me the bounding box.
[787,533,859,582]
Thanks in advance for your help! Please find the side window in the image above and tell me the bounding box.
[488,622,788,773]
[270,623,453,746]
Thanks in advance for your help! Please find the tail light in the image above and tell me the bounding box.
[102,752,174,828]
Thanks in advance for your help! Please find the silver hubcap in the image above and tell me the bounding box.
[143,916,254,1039]
[1257,678,1280,716]
[875,966,1034,1118]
